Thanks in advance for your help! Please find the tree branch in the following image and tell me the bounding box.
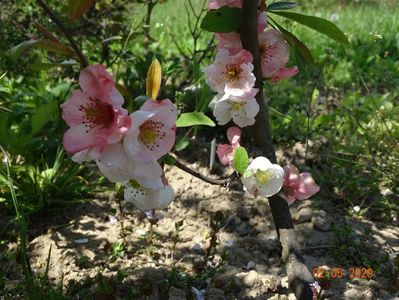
[239,1,316,299]
[173,159,234,186]
[36,0,89,68]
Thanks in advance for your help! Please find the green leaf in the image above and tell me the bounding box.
[67,0,95,20]
[233,146,249,175]
[162,154,176,166]
[176,112,215,128]
[273,21,315,67]
[30,60,78,71]
[37,40,75,56]
[174,138,190,151]
[268,2,299,11]
[270,11,350,47]
[200,7,242,33]
[8,39,40,61]
[31,102,57,135]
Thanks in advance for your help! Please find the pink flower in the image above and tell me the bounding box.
[217,127,241,165]
[270,66,299,83]
[282,164,320,205]
[259,29,290,78]
[208,0,242,9]
[61,65,131,162]
[215,33,242,54]
[124,98,177,162]
[257,11,267,32]
[258,30,298,82]
[203,49,255,99]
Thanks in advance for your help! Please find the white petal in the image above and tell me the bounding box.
[258,175,284,197]
[245,99,260,120]
[213,101,232,125]
[249,156,273,172]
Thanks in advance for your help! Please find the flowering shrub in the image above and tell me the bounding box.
[7,0,350,298]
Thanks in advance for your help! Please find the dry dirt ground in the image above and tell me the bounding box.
[2,159,399,300]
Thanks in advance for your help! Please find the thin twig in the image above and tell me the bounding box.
[36,0,89,68]
[173,159,234,186]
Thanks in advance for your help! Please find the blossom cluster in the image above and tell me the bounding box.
[204,0,298,128]
[61,65,177,211]
[207,1,319,204]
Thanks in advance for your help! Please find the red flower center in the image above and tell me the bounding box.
[79,98,115,130]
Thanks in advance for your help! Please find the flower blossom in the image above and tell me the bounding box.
[208,0,242,9]
[217,127,241,165]
[203,49,255,99]
[209,89,259,127]
[61,65,131,162]
[259,29,298,81]
[282,164,320,205]
[124,98,178,162]
[124,180,174,211]
[96,143,164,190]
[241,156,284,197]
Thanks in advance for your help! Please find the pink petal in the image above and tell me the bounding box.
[208,0,242,9]
[271,66,299,83]
[295,173,320,200]
[141,98,178,127]
[217,144,233,165]
[63,124,104,154]
[79,65,116,103]
[227,127,241,147]
[60,90,90,127]
[283,164,300,187]
[257,12,267,32]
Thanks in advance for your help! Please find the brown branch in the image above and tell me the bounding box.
[239,1,316,299]
[173,159,234,186]
[36,0,89,68]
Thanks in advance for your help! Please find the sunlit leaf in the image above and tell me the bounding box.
[176,112,215,127]
[30,60,78,71]
[233,147,249,175]
[270,11,350,47]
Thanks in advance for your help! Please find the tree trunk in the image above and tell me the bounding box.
[239,1,316,299]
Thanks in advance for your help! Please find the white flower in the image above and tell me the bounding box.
[209,89,259,128]
[96,143,164,190]
[123,181,174,211]
[241,156,284,197]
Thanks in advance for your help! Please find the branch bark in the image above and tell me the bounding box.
[239,1,316,299]
[36,0,89,68]
[173,158,234,186]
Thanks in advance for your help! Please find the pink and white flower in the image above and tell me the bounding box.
[270,66,299,83]
[61,65,131,162]
[217,127,241,165]
[203,49,255,99]
[215,32,242,54]
[124,180,174,211]
[96,143,164,189]
[259,29,291,78]
[209,89,259,127]
[241,157,284,197]
[208,0,242,9]
[282,164,320,205]
[124,98,178,162]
